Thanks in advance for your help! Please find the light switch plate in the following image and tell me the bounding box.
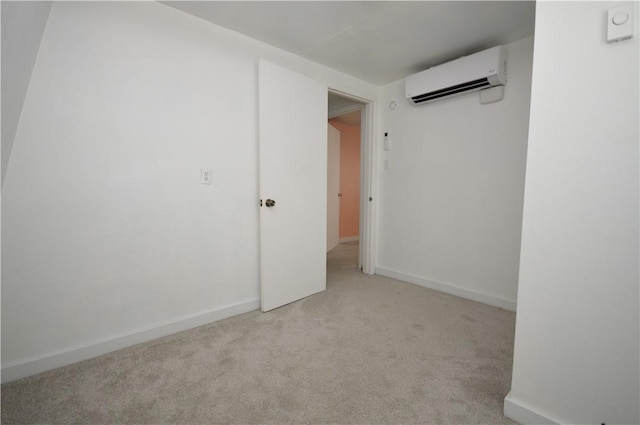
[607,3,634,43]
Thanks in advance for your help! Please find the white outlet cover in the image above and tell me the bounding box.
[201,168,212,185]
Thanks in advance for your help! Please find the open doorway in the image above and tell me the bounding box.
[327,92,364,271]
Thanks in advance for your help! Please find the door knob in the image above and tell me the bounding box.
[265,199,276,207]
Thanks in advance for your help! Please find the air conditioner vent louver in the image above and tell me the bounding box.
[410,78,491,104]
[406,46,507,105]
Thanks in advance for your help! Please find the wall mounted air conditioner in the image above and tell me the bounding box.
[405,46,507,105]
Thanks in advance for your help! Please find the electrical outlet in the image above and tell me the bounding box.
[201,168,212,185]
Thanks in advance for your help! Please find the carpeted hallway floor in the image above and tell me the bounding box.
[1,242,517,424]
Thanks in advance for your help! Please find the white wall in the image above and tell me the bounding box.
[376,37,534,311]
[505,2,639,424]
[1,1,377,381]
[1,1,52,185]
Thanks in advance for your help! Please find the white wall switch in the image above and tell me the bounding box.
[383,132,391,150]
[200,168,212,185]
[384,158,391,170]
[607,3,634,43]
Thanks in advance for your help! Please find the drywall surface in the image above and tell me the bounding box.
[507,2,639,424]
[328,120,361,240]
[376,37,534,310]
[1,1,377,379]
[1,1,52,185]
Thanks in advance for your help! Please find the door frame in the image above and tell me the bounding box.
[327,88,377,275]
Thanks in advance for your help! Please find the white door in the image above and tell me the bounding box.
[327,124,341,252]
[258,60,328,312]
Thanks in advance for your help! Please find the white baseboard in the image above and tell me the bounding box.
[504,392,563,424]
[1,298,260,383]
[375,266,516,312]
[339,236,359,243]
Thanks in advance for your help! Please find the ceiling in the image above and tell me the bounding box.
[163,1,536,85]
[330,110,362,127]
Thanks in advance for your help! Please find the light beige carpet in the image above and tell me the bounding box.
[1,242,517,424]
